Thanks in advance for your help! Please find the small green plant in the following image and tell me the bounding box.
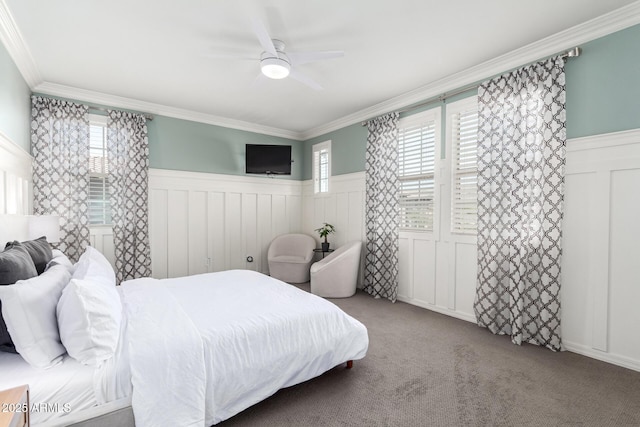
[315,223,336,244]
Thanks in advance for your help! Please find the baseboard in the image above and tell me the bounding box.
[397,296,477,324]
[563,340,640,373]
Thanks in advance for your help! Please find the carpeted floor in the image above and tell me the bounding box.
[220,285,640,427]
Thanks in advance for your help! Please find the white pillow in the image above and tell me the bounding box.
[45,249,73,273]
[57,278,122,365]
[73,246,116,286]
[0,264,71,368]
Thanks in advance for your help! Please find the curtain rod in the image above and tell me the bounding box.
[89,106,154,121]
[361,46,581,126]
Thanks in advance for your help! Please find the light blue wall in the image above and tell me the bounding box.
[147,116,302,180]
[565,24,640,138]
[0,41,31,151]
[303,124,368,180]
[303,23,640,179]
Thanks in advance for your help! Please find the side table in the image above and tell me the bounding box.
[313,248,335,259]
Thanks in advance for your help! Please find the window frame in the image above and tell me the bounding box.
[445,96,479,238]
[397,107,441,232]
[312,140,331,194]
[88,114,112,227]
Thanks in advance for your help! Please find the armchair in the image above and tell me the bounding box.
[267,234,316,283]
[310,241,362,298]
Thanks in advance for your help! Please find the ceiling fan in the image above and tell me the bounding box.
[207,16,344,90]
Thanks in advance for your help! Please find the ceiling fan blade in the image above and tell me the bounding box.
[288,51,344,66]
[289,69,323,91]
[250,16,277,56]
[251,73,267,88]
[202,53,256,61]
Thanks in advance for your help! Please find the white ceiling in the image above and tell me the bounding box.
[3,0,639,139]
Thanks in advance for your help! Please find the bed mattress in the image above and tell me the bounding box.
[122,269,369,426]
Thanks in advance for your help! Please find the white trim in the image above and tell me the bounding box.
[0,129,30,162]
[563,341,640,373]
[397,295,477,324]
[566,128,640,152]
[300,2,640,140]
[312,140,331,194]
[34,82,303,141]
[149,168,302,195]
[0,130,32,215]
[0,0,42,88]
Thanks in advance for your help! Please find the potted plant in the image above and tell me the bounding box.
[315,223,336,252]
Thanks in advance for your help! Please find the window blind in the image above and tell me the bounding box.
[313,142,330,193]
[89,123,111,225]
[451,108,478,234]
[398,122,436,230]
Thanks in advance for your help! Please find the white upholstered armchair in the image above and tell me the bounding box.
[310,241,362,298]
[267,234,316,283]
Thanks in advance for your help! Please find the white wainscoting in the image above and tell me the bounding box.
[305,129,640,372]
[0,131,31,217]
[301,172,366,284]
[561,129,640,371]
[302,171,476,320]
[0,132,31,242]
[89,226,116,268]
[148,169,303,279]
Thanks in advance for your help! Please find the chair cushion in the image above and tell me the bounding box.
[270,255,309,264]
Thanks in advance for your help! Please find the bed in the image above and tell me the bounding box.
[0,241,369,426]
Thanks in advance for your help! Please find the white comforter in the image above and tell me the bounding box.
[120,270,369,426]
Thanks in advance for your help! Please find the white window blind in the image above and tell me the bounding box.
[313,141,331,194]
[450,102,478,234]
[89,116,111,225]
[398,112,438,231]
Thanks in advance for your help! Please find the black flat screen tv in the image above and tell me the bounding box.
[245,144,292,175]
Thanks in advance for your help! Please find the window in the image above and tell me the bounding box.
[448,97,478,234]
[398,108,440,231]
[88,114,111,225]
[312,141,331,193]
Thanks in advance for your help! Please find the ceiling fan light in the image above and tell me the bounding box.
[261,57,291,79]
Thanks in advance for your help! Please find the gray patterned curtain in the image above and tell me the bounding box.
[363,112,400,302]
[31,96,90,262]
[107,111,151,283]
[473,57,566,351]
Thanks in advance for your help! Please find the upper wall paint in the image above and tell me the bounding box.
[565,24,640,139]
[147,115,302,180]
[302,124,368,180]
[0,41,31,152]
[303,24,640,178]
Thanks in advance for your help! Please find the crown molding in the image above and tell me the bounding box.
[34,82,304,141]
[299,1,640,140]
[0,0,42,87]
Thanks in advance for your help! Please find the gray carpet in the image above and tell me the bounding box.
[220,285,640,426]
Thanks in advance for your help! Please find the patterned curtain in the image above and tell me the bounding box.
[363,112,400,302]
[31,96,90,262]
[107,111,152,283]
[473,57,566,351]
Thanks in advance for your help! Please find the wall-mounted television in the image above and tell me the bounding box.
[245,144,292,175]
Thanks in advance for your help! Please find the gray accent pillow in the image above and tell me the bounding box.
[6,237,53,275]
[0,243,39,353]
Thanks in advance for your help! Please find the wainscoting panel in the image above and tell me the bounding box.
[89,226,115,268]
[562,129,640,371]
[301,172,366,283]
[0,132,31,242]
[149,169,302,279]
[0,131,31,216]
